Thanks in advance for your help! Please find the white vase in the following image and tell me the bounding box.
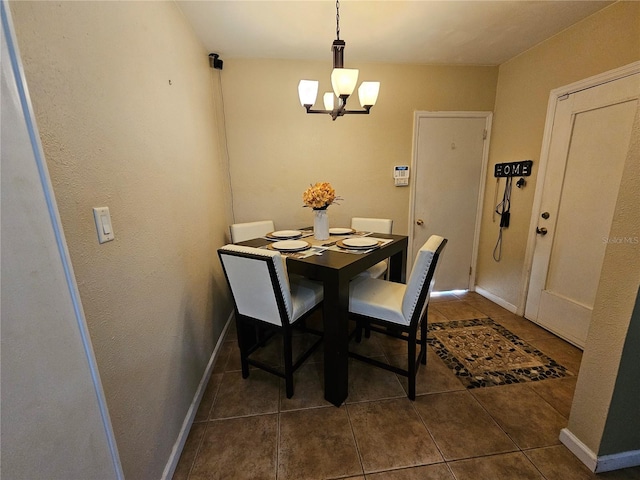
[314,209,329,240]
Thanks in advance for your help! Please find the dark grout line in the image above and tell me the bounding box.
[344,403,366,478]
[275,408,281,480]
[185,422,207,480]
[178,295,587,480]
[525,378,575,420]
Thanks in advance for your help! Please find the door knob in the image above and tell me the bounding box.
[541,212,550,219]
[536,227,548,236]
[416,219,424,226]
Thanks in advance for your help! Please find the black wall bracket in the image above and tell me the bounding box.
[209,53,223,70]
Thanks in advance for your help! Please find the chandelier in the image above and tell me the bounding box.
[297,0,380,121]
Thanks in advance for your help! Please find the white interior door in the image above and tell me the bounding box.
[525,73,639,348]
[410,113,490,291]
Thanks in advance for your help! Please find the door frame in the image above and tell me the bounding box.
[408,111,493,288]
[519,61,640,315]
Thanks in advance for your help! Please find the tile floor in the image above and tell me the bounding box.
[173,292,640,480]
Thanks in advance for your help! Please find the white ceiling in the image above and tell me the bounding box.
[177,1,613,66]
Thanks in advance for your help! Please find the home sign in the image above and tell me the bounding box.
[494,160,533,178]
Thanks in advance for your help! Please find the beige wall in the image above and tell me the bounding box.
[7,0,639,475]
[2,13,119,476]
[476,1,640,307]
[477,1,640,462]
[10,1,232,478]
[221,59,497,236]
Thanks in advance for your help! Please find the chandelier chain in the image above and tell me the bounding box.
[336,0,340,40]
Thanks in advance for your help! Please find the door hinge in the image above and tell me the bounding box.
[469,266,473,276]
[483,129,487,140]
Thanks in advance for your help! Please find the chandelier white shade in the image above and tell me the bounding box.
[358,81,380,107]
[298,80,319,107]
[323,92,335,110]
[331,68,358,97]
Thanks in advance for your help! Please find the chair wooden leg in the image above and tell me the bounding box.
[355,319,363,343]
[420,316,428,366]
[236,318,251,378]
[407,332,417,400]
[283,329,294,398]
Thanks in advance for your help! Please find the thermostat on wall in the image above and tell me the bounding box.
[394,165,409,186]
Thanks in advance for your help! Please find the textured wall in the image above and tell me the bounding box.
[220,59,497,237]
[9,1,232,478]
[476,1,640,307]
[1,10,119,477]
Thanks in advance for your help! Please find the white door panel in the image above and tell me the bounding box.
[525,73,639,348]
[411,113,490,291]
[537,291,592,346]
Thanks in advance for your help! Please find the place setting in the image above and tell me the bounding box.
[262,238,328,259]
[260,222,390,256]
[267,239,311,252]
[328,227,355,236]
[328,235,392,254]
[264,229,313,241]
[336,237,381,250]
[297,224,391,253]
[329,227,375,237]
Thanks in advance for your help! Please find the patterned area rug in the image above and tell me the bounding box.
[427,318,573,389]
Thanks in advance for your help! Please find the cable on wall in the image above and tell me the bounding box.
[493,176,512,261]
[492,160,533,262]
[209,53,236,224]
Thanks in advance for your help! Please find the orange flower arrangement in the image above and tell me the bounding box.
[302,182,341,210]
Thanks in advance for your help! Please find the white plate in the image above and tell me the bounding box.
[268,230,302,239]
[341,238,380,248]
[270,240,311,252]
[329,227,355,235]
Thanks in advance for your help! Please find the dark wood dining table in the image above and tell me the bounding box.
[240,233,408,406]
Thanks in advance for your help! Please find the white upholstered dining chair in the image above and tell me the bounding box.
[229,220,275,243]
[350,217,393,279]
[218,244,323,398]
[348,235,447,400]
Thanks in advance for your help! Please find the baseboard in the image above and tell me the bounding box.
[560,428,640,473]
[161,311,233,480]
[560,428,598,471]
[474,286,518,314]
[597,450,640,473]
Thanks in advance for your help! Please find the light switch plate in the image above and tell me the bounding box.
[93,207,114,243]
